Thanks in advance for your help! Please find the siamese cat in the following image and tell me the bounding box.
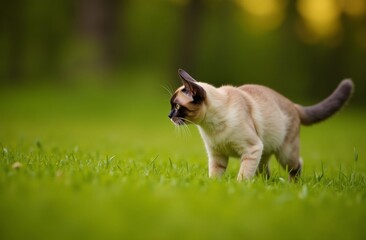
[169,69,354,181]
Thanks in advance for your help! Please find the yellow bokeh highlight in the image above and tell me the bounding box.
[236,0,287,32]
[297,0,341,38]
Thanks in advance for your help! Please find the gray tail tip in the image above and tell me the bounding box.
[340,78,354,93]
[341,78,353,85]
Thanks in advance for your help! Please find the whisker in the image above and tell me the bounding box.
[182,123,192,138]
[170,117,194,139]
[180,118,195,125]
[178,124,189,139]
[172,120,184,138]
[174,124,181,138]
[175,125,179,137]
[161,85,173,97]
[179,125,188,139]
[178,118,193,138]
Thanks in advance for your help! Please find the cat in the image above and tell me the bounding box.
[168,69,354,181]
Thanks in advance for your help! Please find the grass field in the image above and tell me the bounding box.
[1,79,365,240]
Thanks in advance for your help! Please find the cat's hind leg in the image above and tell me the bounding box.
[275,135,302,181]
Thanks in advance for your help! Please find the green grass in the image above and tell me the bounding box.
[1,82,366,240]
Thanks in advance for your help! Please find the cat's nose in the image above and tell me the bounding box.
[168,111,173,119]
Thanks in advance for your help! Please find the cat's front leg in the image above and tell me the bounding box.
[207,151,229,178]
[237,141,263,181]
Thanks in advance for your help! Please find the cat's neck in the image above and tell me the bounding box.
[196,83,231,133]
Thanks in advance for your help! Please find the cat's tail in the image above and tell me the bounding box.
[295,79,354,126]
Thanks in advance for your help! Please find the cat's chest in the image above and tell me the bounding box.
[199,128,243,158]
[213,141,241,158]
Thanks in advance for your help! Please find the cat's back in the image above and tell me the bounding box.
[238,84,283,101]
[238,84,295,113]
[214,84,294,115]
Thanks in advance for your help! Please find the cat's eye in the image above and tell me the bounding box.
[175,104,180,110]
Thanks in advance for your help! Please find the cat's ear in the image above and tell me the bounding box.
[178,69,206,103]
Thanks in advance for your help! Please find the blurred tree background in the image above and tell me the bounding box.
[1,0,365,104]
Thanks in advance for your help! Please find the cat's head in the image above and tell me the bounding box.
[168,69,207,125]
